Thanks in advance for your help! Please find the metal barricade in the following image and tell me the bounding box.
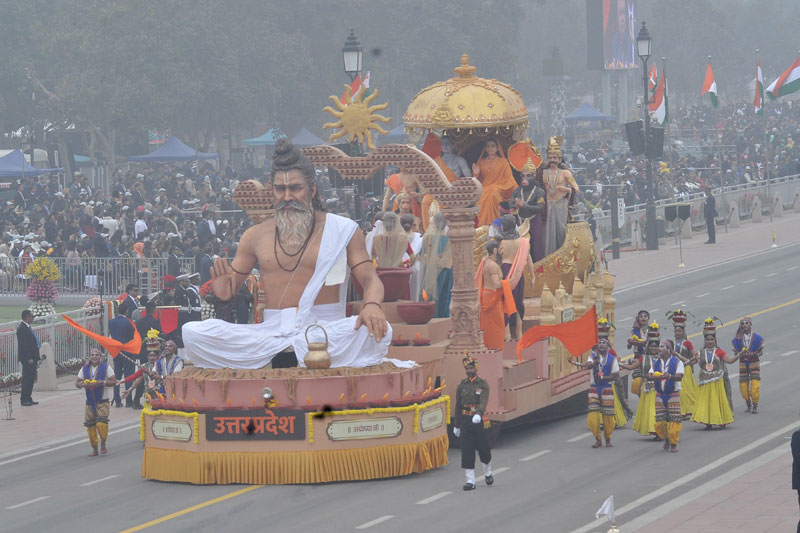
[0,308,102,379]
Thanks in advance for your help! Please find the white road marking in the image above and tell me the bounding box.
[787,266,798,271]
[650,308,661,313]
[618,317,632,323]
[670,300,686,306]
[743,278,756,283]
[695,292,711,298]
[614,242,800,294]
[729,373,738,379]
[416,492,451,505]
[520,449,552,462]
[355,515,394,529]
[570,419,800,533]
[567,432,593,443]
[761,360,772,367]
[80,474,119,487]
[780,350,799,357]
[765,272,777,277]
[6,496,50,510]
[0,424,138,468]
[476,466,509,483]
[720,285,734,290]
[622,443,787,532]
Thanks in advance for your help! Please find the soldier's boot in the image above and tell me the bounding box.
[463,469,476,491]
[751,403,758,414]
[745,400,751,413]
[482,461,493,486]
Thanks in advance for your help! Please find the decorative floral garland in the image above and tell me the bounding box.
[306,395,450,444]
[140,408,200,444]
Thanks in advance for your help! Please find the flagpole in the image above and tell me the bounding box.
[709,56,728,233]
[761,49,774,223]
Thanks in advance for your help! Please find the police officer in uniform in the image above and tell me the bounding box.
[186,273,202,322]
[453,355,493,490]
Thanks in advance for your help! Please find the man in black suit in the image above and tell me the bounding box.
[199,243,214,284]
[16,310,40,406]
[167,246,182,278]
[109,303,136,407]
[197,210,216,245]
[121,284,139,311]
[703,186,717,244]
[792,428,800,533]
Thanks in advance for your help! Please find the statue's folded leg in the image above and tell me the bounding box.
[292,317,401,368]
[182,319,291,369]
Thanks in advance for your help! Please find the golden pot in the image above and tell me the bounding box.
[304,324,331,369]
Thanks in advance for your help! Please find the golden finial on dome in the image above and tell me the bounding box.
[454,54,476,79]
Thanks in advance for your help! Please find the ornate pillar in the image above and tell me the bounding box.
[442,207,486,355]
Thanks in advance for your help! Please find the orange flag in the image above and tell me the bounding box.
[516,306,598,362]
[62,315,142,358]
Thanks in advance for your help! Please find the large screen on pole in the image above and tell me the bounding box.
[603,0,636,69]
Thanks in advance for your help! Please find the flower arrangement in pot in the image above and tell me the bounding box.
[25,257,61,317]
[199,280,216,320]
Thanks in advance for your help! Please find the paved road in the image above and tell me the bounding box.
[1,243,798,533]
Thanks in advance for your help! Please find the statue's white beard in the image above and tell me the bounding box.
[276,200,314,253]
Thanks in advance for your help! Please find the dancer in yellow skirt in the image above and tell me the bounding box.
[691,321,739,429]
[731,317,765,414]
[622,322,660,438]
[570,320,618,448]
[650,339,684,452]
[668,310,698,418]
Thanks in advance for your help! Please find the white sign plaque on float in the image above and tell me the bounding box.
[420,405,445,432]
[326,417,403,441]
[151,419,193,442]
[617,198,626,228]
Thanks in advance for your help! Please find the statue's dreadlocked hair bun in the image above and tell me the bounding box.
[270,138,324,211]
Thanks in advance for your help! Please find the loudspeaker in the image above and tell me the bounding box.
[664,204,677,222]
[624,121,645,156]
[647,126,665,159]
[678,203,691,221]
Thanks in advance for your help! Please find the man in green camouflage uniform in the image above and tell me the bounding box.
[453,355,493,490]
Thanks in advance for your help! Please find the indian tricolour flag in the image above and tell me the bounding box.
[649,64,668,126]
[766,55,800,99]
[701,63,718,108]
[648,65,658,96]
[754,54,765,116]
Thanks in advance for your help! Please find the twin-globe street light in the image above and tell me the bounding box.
[636,21,659,251]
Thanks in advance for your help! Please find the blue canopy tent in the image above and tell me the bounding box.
[0,149,61,177]
[291,128,326,147]
[381,125,408,144]
[128,136,218,162]
[565,103,616,123]
[243,127,286,147]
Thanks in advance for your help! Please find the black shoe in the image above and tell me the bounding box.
[125,401,134,408]
[28,400,38,405]
[463,483,476,491]
[133,402,143,410]
[20,400,33,406]
[485,475,494,486]
[114,401,123,408]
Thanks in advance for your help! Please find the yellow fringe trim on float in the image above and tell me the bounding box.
[306,395,450,444]
[142,434,450,485]
[140,408,200,444]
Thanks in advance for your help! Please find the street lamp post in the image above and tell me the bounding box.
[636,22,659,251]
[342,28,363,83]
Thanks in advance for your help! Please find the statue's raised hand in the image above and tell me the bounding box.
[210,257,237,302]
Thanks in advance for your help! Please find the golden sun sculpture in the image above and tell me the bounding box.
[322,85,391,150]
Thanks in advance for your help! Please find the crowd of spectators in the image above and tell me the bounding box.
[565,101,800,214]
[0,160,253,293]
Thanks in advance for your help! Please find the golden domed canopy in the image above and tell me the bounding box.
[403,54,529,133]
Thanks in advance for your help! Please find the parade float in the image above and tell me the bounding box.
[138,55,613,486]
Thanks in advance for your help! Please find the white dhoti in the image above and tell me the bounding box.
[183,213,412,370]
[183,302,397,369]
